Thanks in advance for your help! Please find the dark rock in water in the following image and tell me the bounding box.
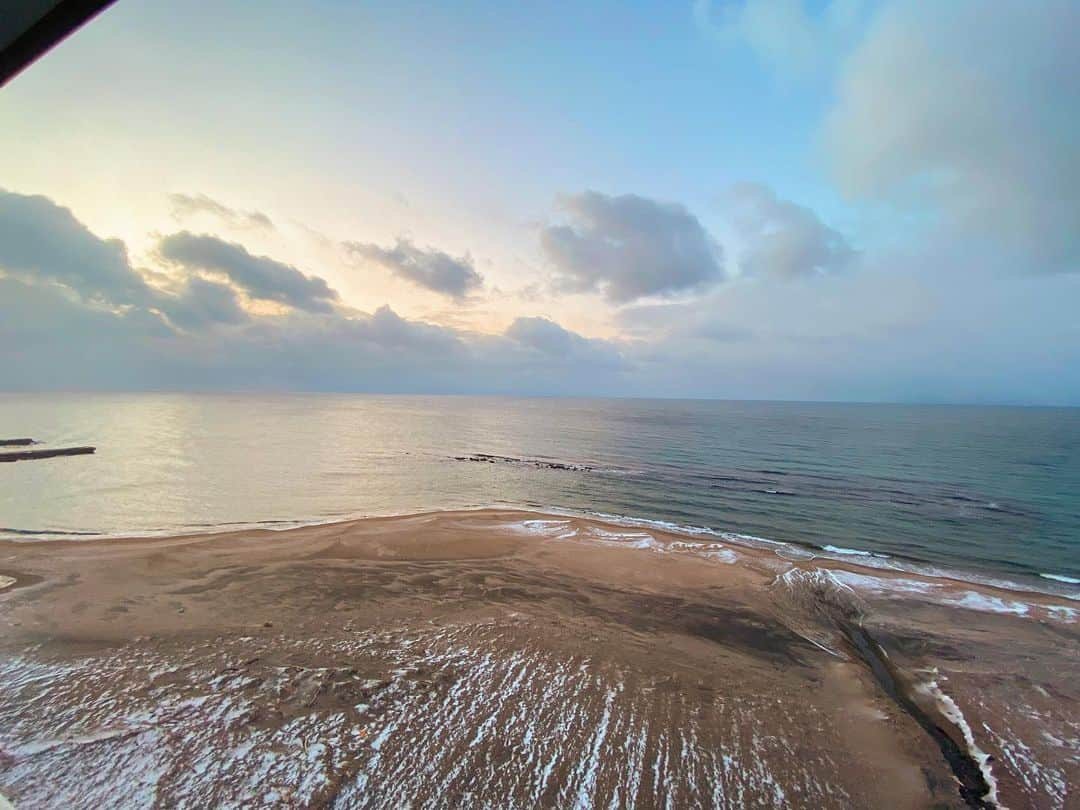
[0,446,95,462]
[452,453,596,472]
[0,438,36,446]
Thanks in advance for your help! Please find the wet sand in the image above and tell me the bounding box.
[0,509,1076,809]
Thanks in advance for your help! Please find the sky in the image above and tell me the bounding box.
[0,0,1077,403]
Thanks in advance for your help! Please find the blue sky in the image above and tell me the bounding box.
[0,0,1077,403]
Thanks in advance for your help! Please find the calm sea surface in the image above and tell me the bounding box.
[1,394,1077,590]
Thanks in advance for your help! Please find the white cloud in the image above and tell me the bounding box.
[727,183,856,279]
[826,0,1080,272]
[169,193,274,230]
[541,191,724,304]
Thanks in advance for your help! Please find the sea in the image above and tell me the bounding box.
[2,393,1077,595]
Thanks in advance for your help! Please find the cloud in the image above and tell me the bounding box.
[616,301,753,344]
[345,238,483,300]
[505,316,624,369]
[826,0,1080,271]
[161,276,249,330]
[169,193,274,230]
[158,232,339,313]
[0,188,153,305]
[0,269,203,391]
[0,188,247,332]
[541,191,724,304]
[609,265,1080,404]
[505,317,578,356]
[7,245,1079,402]
[4,187,1079,404]
[0,187,629,395]
[693,0,866,76]
[362,304,466,354]
[0,277,632,394]
[727,183,856,279]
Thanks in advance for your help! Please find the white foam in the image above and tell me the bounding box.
[1046,605,1077,622]
[916,677,999,807]
[1039,573,1080,585]
[951,591,1030,617]
[583,527,664,552]
[549,507,1079,603]
[773,546,817,561]
[503,519,575,538]
[822,545,872,557]
[703,549,738,564]
[14,501,1072,609]
[562,509,787,549]
[827,570,934,596]
[0,575,15,591]
[778,567,856,596]
[827,569,1059,619]
[586,528,655,541]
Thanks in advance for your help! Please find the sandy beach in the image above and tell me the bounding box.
[2,0,1077,805]
[0,509,1076,809]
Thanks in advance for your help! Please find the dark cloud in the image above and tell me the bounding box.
[160,276,249,330]
[0,279,631,394]
[0,276,173,390]
[0,188,629,395]
[0,188,152,305]
[4,187,1079,404]
[505,316,623,369]
[169,193,274,230]
[345,238,483,300]
[826,0,1079,271]
[6,251,1080,402]
[361,305,466,354]
[505,316,578,356]
[727,183,856,279]
[541,191,724,304]
[0,189,248,333]
[158,232,339,313]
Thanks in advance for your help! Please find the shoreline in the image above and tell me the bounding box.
[3,504,1077,606]
[1,508,1077,808]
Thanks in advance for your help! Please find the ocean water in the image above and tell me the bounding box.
[1,393,1077,591]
